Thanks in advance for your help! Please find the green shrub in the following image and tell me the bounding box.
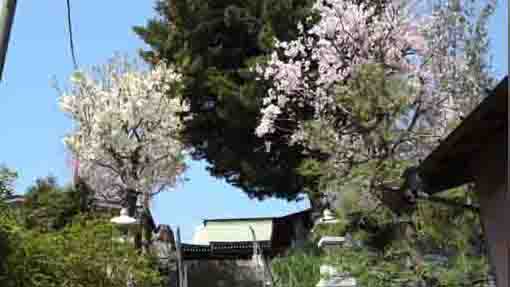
[271,248,322,287]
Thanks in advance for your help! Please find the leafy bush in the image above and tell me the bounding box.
[271,247,322,287]
[0,214,161,287]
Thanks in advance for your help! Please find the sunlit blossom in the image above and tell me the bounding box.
[59,58,188,199]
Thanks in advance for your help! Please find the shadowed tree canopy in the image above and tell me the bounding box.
[22,176,85,231]
[134,0,321,203]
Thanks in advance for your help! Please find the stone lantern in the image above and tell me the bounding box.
[314,208,357,287]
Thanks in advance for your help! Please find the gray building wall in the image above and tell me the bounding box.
[183,259,267,287]
[470,132,508,287]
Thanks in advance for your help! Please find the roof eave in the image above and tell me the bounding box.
[418,76,508,193]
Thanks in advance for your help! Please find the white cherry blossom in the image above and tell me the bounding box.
[59,57,188,201]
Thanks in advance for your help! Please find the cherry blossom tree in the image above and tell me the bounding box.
[59,57,188,210]
[254,0,495,202]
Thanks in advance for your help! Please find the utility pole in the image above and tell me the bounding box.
[0,0,16,81]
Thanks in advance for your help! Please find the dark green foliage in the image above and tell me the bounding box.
[134,0,320,202]
[0,175,161,287]
[0,166,17,277]
[0,216,161,287]
[22,176,83,231]
[313,184,492,287]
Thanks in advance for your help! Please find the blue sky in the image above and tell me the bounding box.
[0,1,506,242]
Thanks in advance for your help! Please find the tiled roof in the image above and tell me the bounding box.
[181,241,272,259]
[182,243,210,253]
[211,241,271,251]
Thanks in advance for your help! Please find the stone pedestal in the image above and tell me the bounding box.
[316,265,357,287]
[318,236,345,249]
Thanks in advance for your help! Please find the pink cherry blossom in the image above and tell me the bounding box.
[255,0,492,190]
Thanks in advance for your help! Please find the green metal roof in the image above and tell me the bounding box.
[192,219,273,245]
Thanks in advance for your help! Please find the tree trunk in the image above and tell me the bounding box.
[308,193,323,212]
[141,191,151,254]
[125,190,141,250]
[125,189,138,217]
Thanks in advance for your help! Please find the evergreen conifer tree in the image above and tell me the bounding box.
[134,0,322,204]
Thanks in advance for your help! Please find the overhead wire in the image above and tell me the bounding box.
[65,0,78,70]
[65,0,79,186]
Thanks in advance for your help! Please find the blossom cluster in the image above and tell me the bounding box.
[256,0,430,134]
[59,59,188,198]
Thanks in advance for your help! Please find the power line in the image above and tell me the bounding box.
[65,0,78,70]
[65,0,79,187]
